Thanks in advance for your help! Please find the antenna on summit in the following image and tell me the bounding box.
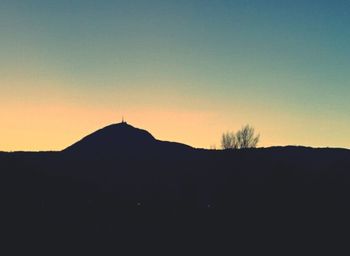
[122,116,126,124]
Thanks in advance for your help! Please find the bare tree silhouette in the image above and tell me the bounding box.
[221,125,259,149]
[221,132,237,149]
[235,125,259,149]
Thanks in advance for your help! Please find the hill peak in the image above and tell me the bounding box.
[64,122,156,153]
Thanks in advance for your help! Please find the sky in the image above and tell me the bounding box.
[0,0,349,151]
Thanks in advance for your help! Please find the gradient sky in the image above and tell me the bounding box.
[1,0,349,151]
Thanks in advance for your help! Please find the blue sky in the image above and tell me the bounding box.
[1,0,349,150]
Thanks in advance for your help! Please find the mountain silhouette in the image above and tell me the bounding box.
[64,121,192,154]
[2,122,350,251]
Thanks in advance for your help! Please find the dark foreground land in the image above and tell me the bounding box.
[1,123,350,253]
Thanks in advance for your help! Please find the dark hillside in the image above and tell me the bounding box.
[1,124,350,252]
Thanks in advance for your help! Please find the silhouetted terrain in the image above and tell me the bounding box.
[1,122,350,252]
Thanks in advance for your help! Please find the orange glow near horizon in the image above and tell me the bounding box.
[1,72,349,151]
[1,97,350,151]
[1,67,350,151]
